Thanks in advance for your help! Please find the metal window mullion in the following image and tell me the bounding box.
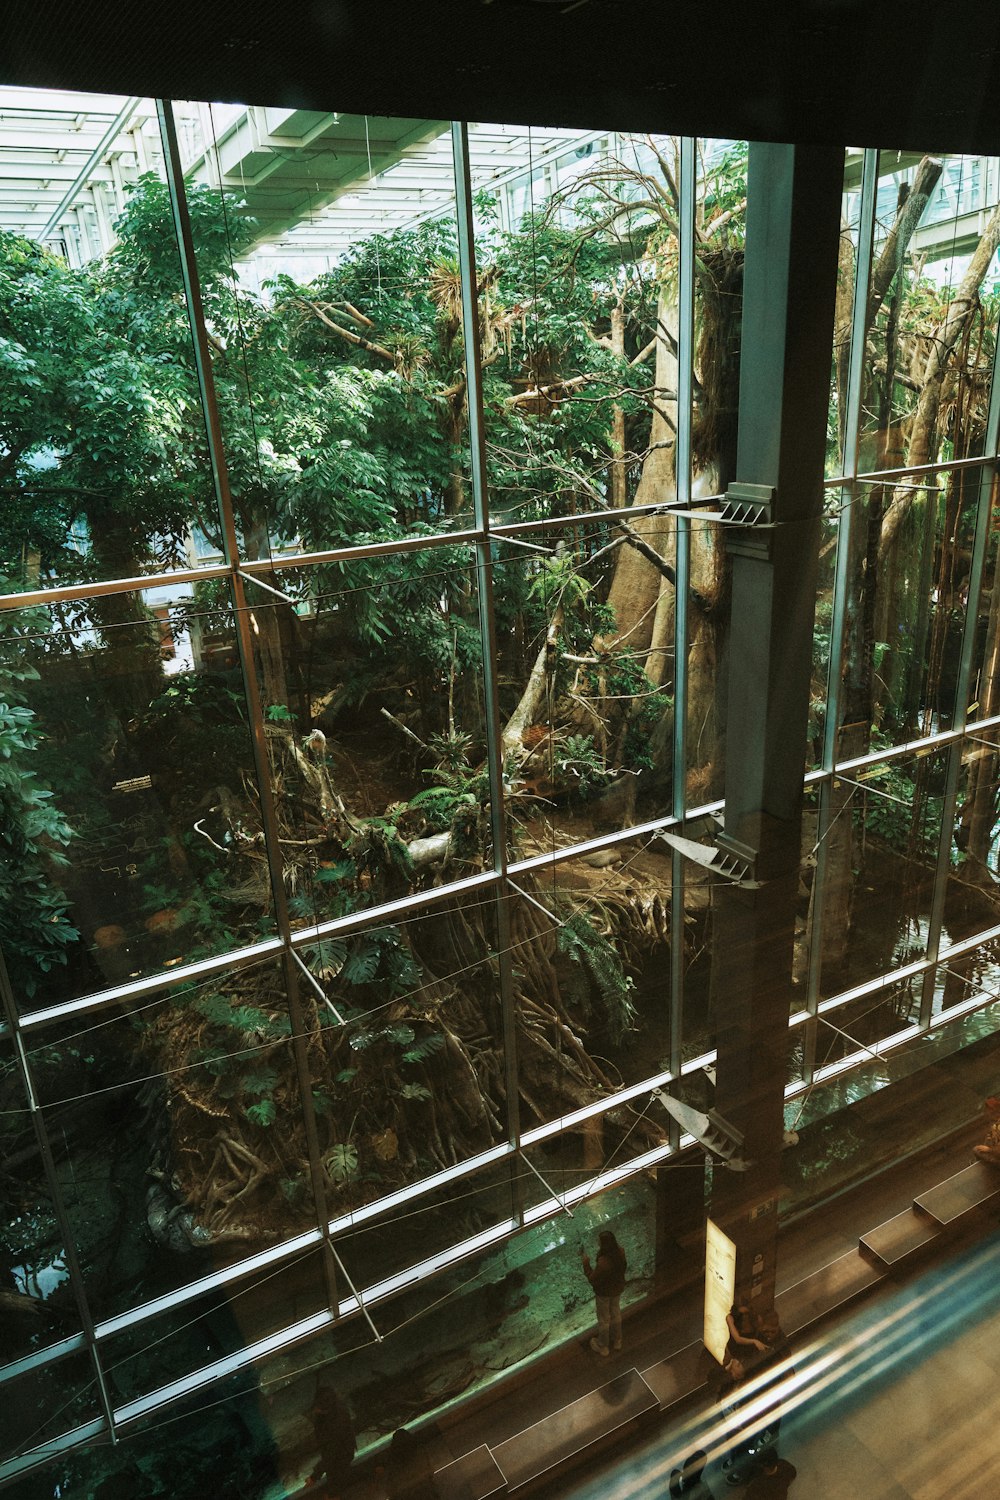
[239,525,486,575]
[919,335,1000,1023]
[110,1135,679,1439]
[17,937,284,1034]
[669,137,696,1106]
[0,952,116,1446]
[803,147,879,1084]
[0,560,231,614]
[157,98,338,1310]
[452,120,523,1218]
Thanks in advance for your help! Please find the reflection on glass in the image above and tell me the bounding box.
[34,964,322,1322]
[241,549,492,934]
[177,100,468,555]
[509,847,674,1105]
[334,1158,516,1292]
[310,903,508,1212]
[0,1044,81,1365]
[491,530,672,855]
[1,1351,99,1469]
[0,588,272,1013]
[0,93,218,595]
[99,1245,327,1407]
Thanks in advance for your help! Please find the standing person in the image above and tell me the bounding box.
[580,1229,627,1356]
[726,1302,769,1366]
[669,1448,715,1497]
[308,1382,356,1497]
[744,1449,797,1497]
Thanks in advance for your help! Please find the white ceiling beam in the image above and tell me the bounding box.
[40,97,142,240]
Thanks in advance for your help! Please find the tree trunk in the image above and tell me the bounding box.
[867,157,943,326]
[880,199,1000,560]
[610,302,628,510]
[833,215,856,469]
[967,535,1000,864]
[501,601,564,760]
[244,515,293,717]
[603,290,678,661]
[84,512,164,719]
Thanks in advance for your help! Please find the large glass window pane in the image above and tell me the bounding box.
[678,139,749,805]
[29,956,321,1323]
[334,1156,517,1293]
[820,747,950,1006]
[966,504,1000,728]
[26,1364,278,1500]
[1,1351,101,1474]
[0,1041,84,1365]
[491,525,673,853]
[808,505,842,773]
[863,152,1000,477]
[252,1173,657,1490]
[0,92,222,597]
[954,723,1000,884]
[0,588,273,1014]
[302,899,509,1211]
[99,1245,328,1408]
[785,989,1000,1212]
[244,548,492,934]
[470,127,682,531]
[509,845,674,1106]
[175,101,469,557]
[831,149,864,477]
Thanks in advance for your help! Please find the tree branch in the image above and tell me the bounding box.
[294,297,396,363]
[880,195,1000,559]
[868,156,944,327]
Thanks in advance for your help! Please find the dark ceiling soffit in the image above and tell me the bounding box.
[1,0,1000,155]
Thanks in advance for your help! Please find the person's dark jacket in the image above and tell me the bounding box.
[585,1244,626,1297]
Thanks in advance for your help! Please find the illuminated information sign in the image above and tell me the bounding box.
[704,1216,736,1365]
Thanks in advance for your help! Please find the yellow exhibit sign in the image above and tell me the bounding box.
[704,1216,736,1365]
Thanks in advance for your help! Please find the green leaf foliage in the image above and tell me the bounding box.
[0,598,77,996]
[245,1098,277,1127]
[557,910,636,1045]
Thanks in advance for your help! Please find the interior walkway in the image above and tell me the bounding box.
[544,1211,1000,1499]
[310,1116,1000,1500]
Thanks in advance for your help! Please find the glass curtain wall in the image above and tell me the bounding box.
[1,99,999,1498]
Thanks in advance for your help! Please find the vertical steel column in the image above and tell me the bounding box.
[918,328,1000,1025]
[452,122,524,1213]
[0,951,118,1445]
[802,148,878,1082]
[157,100,339,1310]
[709,143,844,1313]
[668,138,696,1097]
